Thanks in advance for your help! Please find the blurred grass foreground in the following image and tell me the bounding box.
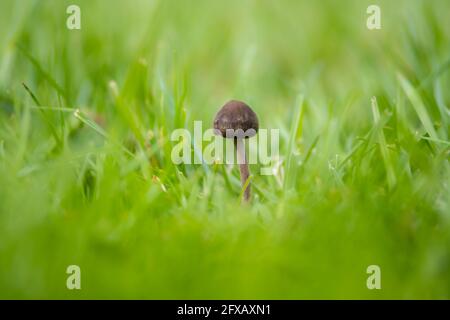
[0,0,449,299]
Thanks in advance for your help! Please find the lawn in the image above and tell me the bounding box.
[0,0,449,299]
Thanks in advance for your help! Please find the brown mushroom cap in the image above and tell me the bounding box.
[213,100,259,139]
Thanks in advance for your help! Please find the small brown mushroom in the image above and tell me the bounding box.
[213,100,259,202]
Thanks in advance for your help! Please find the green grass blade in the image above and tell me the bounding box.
[284,94,304,191]
[398,73,439,141]
[371,96,396,189]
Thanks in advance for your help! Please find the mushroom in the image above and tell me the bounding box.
[213,100,259,202]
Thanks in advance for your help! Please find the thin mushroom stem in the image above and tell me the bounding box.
[235,138,250,202]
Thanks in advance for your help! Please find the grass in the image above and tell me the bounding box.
[0,0,449,299]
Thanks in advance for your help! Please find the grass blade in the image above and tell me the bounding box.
[398,73,439,141]
[284,94,304,191]
[371,96,396,189]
